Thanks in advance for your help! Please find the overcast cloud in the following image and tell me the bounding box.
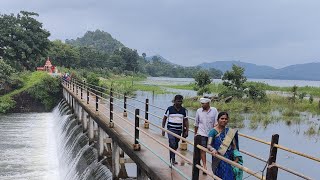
[1,0,320,68]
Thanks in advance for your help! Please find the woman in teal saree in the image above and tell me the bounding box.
[207,112,243,180]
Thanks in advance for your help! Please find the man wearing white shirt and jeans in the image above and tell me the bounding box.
[194,97,218,174]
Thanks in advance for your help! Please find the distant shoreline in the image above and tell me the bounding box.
[146,77,320,87]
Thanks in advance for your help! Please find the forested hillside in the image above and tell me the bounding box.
[57,30,223,78]
[0,11,222,79]
[145,56,222,78]
[66,30,124,54]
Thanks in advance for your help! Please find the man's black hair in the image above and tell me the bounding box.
[174,94,183,101]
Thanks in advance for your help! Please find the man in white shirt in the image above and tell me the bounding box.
[194,97,218,174]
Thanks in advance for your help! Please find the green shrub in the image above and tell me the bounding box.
[28,75,61,110]
[86,73,100,86]
[197,85,210,96]
[309,95,314,104]
[0,96,16,113]
[194,70,211,88]
[219,89,244,99]
[247,85,267,101]
[291,85,298,101]
[221,65,247,98]
[298,92,307,101]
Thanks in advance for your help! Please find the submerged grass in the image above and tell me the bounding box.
[305,126,318,136]
[164,83,196,90]
[248,113,280,129]
[246,82,320,97]
[183,93,320,129]
[165,83,226,94]
[167,81,320,97]
[228,113,245,129]
[185,94,320,115]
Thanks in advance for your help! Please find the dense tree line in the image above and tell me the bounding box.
[0,11,222,78]
[0,59,23,95]
[0,11,50,70]
[52,31,223,78]
[48,40,140,72]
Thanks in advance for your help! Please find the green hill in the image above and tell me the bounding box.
[66,30,124,54]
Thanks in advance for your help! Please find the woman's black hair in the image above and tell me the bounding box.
[217,111,229,121]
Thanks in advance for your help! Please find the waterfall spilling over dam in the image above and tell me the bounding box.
[0,109,60,179]
[0,101,112,180]
[56,101,112,180]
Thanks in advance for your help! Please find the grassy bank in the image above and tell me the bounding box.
[166,81,320,97]
[0,71,61,113]
[99,75,171,95]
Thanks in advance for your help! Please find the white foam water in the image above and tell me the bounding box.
[0,110,60,180]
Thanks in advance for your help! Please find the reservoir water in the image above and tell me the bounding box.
[145,77,320,87]
[0,77,319,180]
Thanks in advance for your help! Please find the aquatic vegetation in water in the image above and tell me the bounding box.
[249,121,259,130]
[183,93,320,128]
[248,113,280,129]
[282,116,303,126]
[167,81,320,98]
[282,109,299,117]
[304,126,319,136]
[228,113,245,129]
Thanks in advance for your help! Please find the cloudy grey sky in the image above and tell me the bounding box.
[1,0,320,68]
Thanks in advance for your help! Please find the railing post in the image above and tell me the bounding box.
[81,80,83,99]
[134,109,141,151]
[144,98,149,129]
[100,86,103,99]
[108,88,114,128]
[72,79,74,92]
[123,93,127,117]
[110,88,113,121]
[96,94,99,111]
[266,134,279,180]
[87,87,89,104]
[76,79,78,95]
[71,96,74,113]
[192,135,201,180]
